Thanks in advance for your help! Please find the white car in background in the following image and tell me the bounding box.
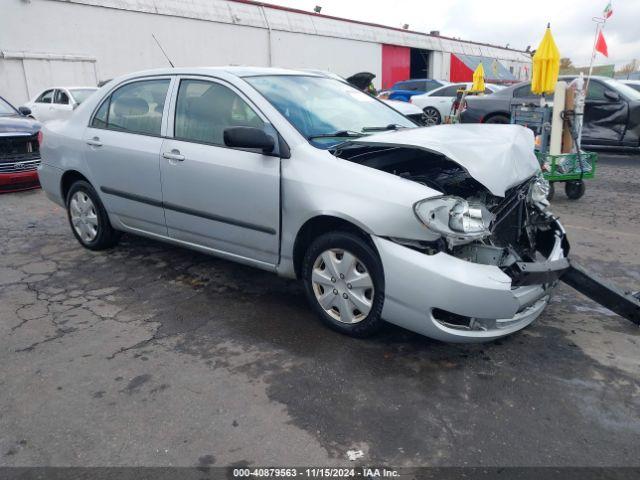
[410,82,504,125]
[23,87,98,122]
[621,80,640,93]
[382,99,427,125]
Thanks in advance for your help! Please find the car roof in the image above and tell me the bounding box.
[38,86,99,92]
[112,66,322,80]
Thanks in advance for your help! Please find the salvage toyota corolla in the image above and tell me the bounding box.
[38,67,569,342]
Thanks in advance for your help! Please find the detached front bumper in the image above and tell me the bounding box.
[373,231,567,343]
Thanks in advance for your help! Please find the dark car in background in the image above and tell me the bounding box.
[379,79,448,102]
[0,96,42,193]
[460,76,640,149]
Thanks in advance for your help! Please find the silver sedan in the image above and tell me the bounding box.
[38,67,567,342]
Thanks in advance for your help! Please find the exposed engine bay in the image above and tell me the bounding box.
[334,145,569,284]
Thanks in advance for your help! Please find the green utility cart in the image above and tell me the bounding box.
[535,150,597,200]
[510,103,597,201]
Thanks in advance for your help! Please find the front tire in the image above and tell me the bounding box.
[66,180,120,250]
[302,232,385,337]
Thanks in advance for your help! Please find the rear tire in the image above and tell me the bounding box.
[423,107,442,126]
[484,115,510,124]
[66,180,120,250]
[302,231,385,338]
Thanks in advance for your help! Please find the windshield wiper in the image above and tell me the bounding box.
[361,124,407,132]
[307,130,364,140]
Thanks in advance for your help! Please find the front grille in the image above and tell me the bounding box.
[0,135,41,173]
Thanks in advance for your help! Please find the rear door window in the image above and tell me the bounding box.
[90,79,170,136]
[433,84,465,96]
[173,79,264,146]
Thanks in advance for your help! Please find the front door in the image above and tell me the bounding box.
[83,77,173,236]
[160,77,280,266]
[32,89,54,122]
[582,80,629,146]
[51,89,75,121]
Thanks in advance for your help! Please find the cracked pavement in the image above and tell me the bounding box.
[1,153,639,467]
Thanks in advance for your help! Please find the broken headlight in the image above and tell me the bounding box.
[529,174,550,211]
[414,196,493,242]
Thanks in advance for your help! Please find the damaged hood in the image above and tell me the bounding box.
[348,124,540,196]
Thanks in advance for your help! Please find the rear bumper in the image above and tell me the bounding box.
[0,170,40,193]
[373,235,565,343]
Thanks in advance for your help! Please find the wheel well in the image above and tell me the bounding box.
[60,170,90,202]
[482,111,510,123]
[292,216,374,279]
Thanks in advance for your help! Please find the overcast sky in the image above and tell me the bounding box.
[267,0,638,68]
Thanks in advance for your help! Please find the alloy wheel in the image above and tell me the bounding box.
[423,107,441,126]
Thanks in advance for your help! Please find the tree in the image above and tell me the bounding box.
[617,59,639,79]
[560,57,574,70]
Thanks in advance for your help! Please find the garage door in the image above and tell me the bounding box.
[381,44,410,90]
[0,53,98,106]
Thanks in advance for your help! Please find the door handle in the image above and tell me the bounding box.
[86,137,102,147]
[162,150,185,162]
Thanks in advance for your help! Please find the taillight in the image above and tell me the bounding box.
[37,130,43,147]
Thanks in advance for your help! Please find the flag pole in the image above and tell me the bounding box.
[585,18,604,91]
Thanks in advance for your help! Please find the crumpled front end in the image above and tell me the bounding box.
[374,176,569,342]
[334,126,569,341]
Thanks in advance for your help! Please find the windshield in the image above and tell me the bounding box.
[245,75,415,148]
[70,88,97,104]
[603,79,640,101]
[0,97,17,115]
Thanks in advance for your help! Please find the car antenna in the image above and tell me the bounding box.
[152,33,175,68]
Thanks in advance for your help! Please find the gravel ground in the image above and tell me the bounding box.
[0,153,639,467]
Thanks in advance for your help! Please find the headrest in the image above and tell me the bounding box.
[113,96,149,116]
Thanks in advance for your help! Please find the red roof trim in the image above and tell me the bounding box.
[227,0,528,53]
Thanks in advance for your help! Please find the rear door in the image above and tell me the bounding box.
[429,84,466,114]
[160,76,280,266]
[582,80,628,146]
[83,77,173,235]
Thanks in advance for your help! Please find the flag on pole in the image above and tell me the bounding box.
[595,31,609,57]
[603,1,613,19]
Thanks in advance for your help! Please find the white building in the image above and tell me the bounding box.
[0,0,532,106]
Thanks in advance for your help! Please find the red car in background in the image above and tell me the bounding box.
[0,95,41,193]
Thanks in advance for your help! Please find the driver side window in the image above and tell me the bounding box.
[54,90,70,105]
[586,81,608,101]
[36,90,54,103]
[174,79,264,146]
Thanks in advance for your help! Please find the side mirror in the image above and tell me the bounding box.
[18,106,32,116]
[603,90,620,102]
[224,127,275,153]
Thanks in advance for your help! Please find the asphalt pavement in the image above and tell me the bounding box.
[0,152,639,467]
